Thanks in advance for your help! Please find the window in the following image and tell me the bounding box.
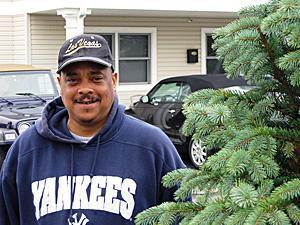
[0,71,56,97]
[119,34,150,83]
[99,34,115,68]
[206,34,225,74]
[201,28,225,74]
[85,27,157,88]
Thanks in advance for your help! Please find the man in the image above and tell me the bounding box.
[0,34,186,225]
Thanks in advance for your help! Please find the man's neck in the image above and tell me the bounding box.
[67,120,104,137]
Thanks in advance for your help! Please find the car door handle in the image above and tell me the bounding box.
[168,109,176,113]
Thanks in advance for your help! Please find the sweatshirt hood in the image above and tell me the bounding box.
[35,96,125,144]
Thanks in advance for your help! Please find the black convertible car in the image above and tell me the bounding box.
[125,74,253,167]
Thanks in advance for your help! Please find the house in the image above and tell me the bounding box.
[0,0,268,106]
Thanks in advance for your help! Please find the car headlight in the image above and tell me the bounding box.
[17,122,31,134]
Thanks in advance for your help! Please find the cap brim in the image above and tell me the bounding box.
[57,56,112,74]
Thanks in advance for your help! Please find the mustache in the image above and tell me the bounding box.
[74,94,100,103]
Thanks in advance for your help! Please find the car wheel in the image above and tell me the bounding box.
[0,145,9,169]
[188,139,208,168]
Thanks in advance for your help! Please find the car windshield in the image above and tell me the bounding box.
[0,71,56,98]
[149,82,191,103]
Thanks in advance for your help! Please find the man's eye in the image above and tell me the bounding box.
[93,76,103,82]
[66,78,78,83]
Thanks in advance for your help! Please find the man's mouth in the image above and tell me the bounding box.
[78,101,96,104]
[74,96,100,104]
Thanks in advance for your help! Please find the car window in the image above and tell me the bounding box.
[179,83,192,101]
[149,82,191,103]
[0,71,56,97]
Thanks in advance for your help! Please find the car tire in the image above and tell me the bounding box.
[188,138,208,168]
[0,145,9,169]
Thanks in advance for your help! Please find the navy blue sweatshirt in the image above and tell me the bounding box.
[0,97,186,225]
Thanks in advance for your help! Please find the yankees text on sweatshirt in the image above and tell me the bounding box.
[0,96,186,225]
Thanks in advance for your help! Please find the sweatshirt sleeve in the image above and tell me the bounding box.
[0,149,20,225]
[0,172,9,225]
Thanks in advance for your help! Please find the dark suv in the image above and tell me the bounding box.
[0,64,59,167]
[125,74,253,168]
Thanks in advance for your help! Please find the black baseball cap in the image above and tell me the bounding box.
[57,34,114,74]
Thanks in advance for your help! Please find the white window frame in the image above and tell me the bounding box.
[201,27,217,74]
[85,27,157,91]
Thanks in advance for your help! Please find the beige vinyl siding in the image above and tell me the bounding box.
[0,14,28,64]
[157,29,201,78]
[30,15,233,106]
[0,16,13,63]
[30,15,65,69]
[13,14,26,63]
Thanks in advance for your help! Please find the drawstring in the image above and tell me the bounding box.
[68,135,101,221]
[68,145,75,223]
[90,135,101,177]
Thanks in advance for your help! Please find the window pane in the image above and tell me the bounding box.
[207,35,216,57]
[101,34,113,52]
[101,34,116,68]
[89,33,116,69]
[119,60,148,83]
[85,33,113,53]
[207,59,226,74]
[120,35,149,57]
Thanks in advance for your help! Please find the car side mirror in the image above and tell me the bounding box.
[140,95,149,103]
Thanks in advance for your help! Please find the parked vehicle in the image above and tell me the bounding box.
[125,74,253,168]
[0,64,59,167]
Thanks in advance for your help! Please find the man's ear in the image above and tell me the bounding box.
[57,75,63,91]
[112,72,118,90]
[57,73,63,85]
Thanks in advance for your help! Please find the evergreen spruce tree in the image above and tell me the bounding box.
[135,0,300,224]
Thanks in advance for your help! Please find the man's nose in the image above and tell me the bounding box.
[78,87,93,95]
[78,80,94,95]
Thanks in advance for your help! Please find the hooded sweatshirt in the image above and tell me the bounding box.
[0,96,186,225]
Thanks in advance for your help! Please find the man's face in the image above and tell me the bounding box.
[58,61,117,134]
